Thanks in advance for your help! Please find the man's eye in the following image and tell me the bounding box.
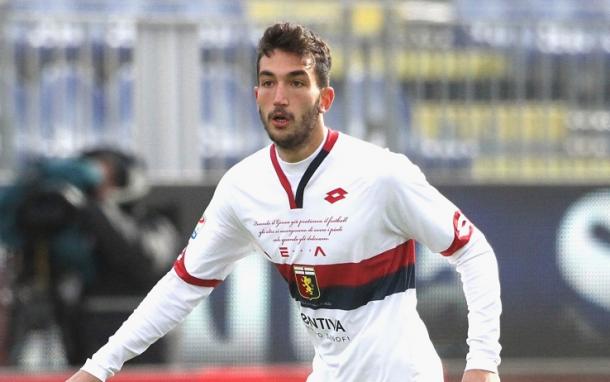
[292,81,304,87]
[261,80,274,87]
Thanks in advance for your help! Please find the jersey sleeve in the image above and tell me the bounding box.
[383,153,502,373]
[82,271,212,381]
[383,153,470,255]
[173,173,254,286]
[80,173,255,380]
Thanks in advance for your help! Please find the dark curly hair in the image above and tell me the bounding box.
[256,22,332,88]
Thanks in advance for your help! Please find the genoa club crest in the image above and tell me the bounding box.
[294,265,321,300]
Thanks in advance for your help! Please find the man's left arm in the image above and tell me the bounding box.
[381,154,502,379]
[446,226,502,381]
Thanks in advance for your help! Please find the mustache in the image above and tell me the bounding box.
[267,108,295,121]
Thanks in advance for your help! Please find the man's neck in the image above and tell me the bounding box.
[276,124,327,163]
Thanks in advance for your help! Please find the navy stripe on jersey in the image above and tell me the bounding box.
[290,263,415,311]
[274,241,416,310]
[294,148,330,208]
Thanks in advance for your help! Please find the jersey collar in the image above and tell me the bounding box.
[270,128,339,209]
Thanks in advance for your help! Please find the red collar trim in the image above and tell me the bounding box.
[270,129,339,209]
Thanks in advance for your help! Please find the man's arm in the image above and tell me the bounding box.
[448,229,502,378]
[64,271,213,381]
[66,370,100,382]
[64,170,252,382]
[380,153,502,377]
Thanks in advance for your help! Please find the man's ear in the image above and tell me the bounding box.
[319,86,335,113]
[254,86,259,99]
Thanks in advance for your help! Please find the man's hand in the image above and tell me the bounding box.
[462,369,500,382]
[65,370,102,382]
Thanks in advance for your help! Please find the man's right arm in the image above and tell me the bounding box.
[65,271,214,381]
[66,370,100,382]
[65,173,252,382]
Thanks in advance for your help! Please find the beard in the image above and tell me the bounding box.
[259,98,321,150]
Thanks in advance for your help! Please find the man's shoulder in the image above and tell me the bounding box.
[335,132,411,170]
[336,132,391,163]
[225,145,271,173]
[216,145,273,190]
[335,132,425,183]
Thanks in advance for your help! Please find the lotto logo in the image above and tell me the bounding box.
[325,187,348,204]
[455,212,472,241]
[441,211,474,257]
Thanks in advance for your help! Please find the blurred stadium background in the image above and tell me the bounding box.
[0,0,609,381]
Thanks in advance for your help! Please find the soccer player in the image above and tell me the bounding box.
[67,23,501,382]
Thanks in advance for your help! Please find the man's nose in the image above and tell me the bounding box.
[273,83,289,106]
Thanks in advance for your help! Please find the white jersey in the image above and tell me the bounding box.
[83,129,501,382]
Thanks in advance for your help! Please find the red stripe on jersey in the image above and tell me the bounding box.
[275,263,292,282]
[270,145,297,209]
[323,129,339,151]
[274,240,415,288]
[441,210,473,257]
[173,253,222,288]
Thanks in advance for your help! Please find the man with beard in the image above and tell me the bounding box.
[67,23,502,382]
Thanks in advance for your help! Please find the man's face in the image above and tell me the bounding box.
[255,50,323,150]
